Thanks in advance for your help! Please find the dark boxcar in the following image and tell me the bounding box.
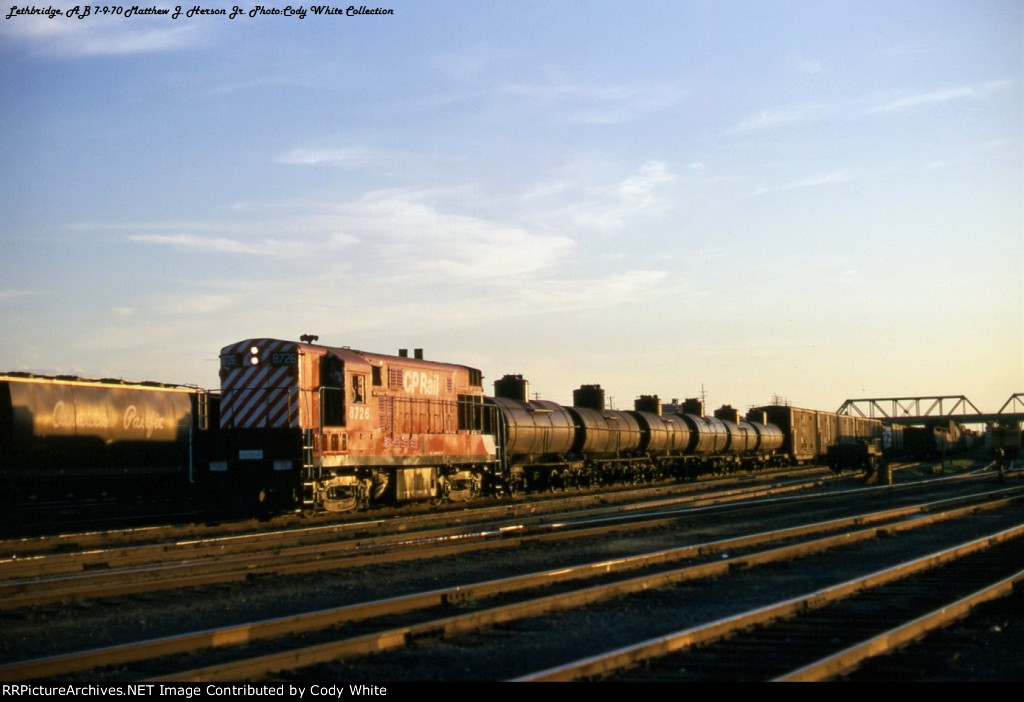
[990,420,1022,454]
[749,405,823,464]
[0,373,211,510]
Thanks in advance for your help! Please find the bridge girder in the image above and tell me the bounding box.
[837,393,1024,426]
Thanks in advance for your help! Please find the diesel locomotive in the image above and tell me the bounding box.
[210,338,495,511]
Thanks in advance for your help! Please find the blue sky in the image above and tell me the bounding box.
[1,1,1021,414]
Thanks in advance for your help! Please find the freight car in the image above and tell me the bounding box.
[903,420,969,461]
[0,373,216,519]
[748,403,885,472]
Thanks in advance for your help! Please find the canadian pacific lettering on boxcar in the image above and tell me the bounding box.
[0,373,214,520]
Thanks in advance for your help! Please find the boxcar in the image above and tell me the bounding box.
[0,373,213,509]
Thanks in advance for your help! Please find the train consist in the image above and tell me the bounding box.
[206,338,887,511]
[1,337,1010,517]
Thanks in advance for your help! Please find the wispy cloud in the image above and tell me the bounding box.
[866,80,1014,114]
[617,161,676,208]
[501,82,684,125]
[127,233,333,258]
[726,103,830,134]
[155,293,236,316]
[525,160,678,232]
[0,288,40,301]
[725,80,1015,135]
[2,15,201,58]
[122,187,574,285]
[277,148,378,167]
[330,189,576,281]
[752,171,850,196]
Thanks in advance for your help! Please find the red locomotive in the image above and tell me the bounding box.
[211,338,496,511]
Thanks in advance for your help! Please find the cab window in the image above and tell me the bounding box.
[320,357,345,426]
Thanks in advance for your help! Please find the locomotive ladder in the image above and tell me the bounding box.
[301,429,319,509]
[197,390,210,430]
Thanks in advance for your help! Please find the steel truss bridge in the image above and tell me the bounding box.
[836,393,1024,425]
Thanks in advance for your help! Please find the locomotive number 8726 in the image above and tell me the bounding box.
[209,338,496,512]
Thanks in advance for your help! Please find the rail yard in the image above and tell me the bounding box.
[1,460,1022,682]
[2,336,1022,683]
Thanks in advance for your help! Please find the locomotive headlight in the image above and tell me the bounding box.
[249,355,260,366]
[250,346,259,355]
[249,345,260,365]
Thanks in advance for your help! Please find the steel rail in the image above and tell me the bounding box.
[1,488,1007,681]
[0,474,878,609]
[0,464,829,558]
[775,567,1024,681]
[1,479,1018,613]
[0,470,837,580]
[5,487,1016,683]
[514,523,1024,681]
[0,463,995,584]
[152,496,1024,682]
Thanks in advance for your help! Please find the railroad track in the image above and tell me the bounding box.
[0,464,835,557]
[524,527,1024,681]
[0,466,994,612]
[1,473,1020,682]
[0,467,861,610]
